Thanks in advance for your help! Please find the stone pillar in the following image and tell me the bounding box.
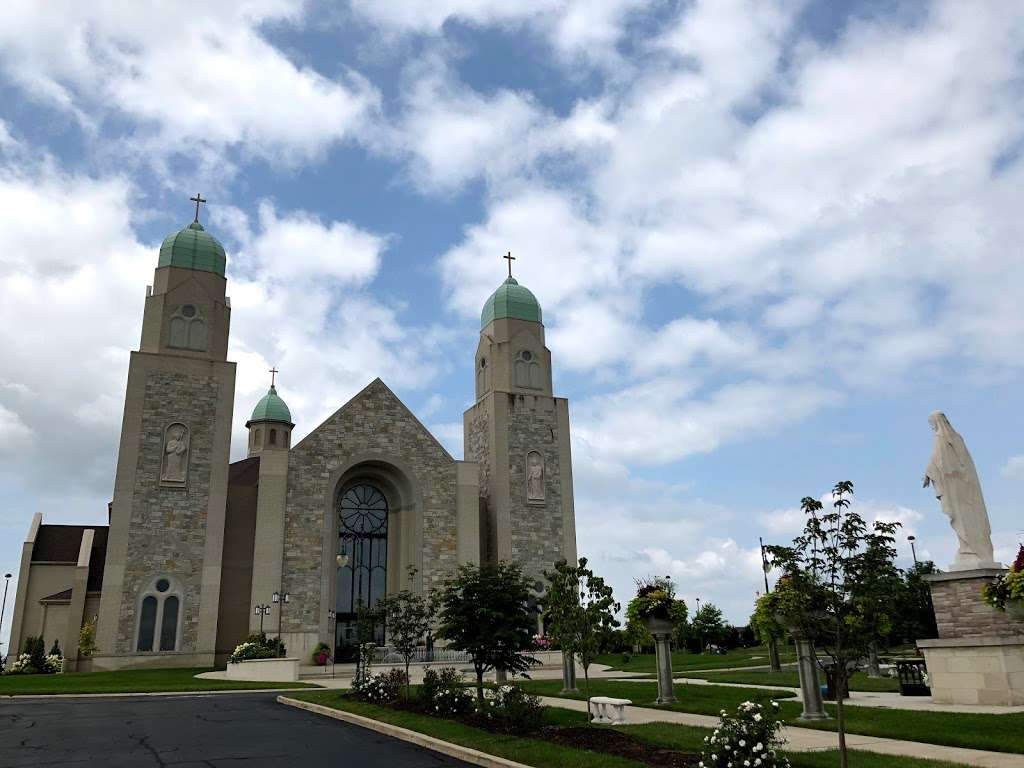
[644,616,676,704]
[560,651,578,693]
[495,667,508,684]
[793,635,828,720]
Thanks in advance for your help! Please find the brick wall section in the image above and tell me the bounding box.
[282,379,458,633]
[116,370,219,652]
[506,394,565,586]
[930,573,1024,639]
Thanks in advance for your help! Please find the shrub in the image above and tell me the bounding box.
[44,654,63,673]
[621,651,632,665]
[229,633,285,663]
[6,653,38,675]
[353,668,408,705]
[700,700,791,768]
[479,684,544,735]
[79,616,98,657]
[420,667,474,716]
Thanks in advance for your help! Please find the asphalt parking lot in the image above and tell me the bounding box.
[0,692,473,767]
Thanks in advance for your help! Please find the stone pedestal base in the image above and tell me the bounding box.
[918,638,1024,706]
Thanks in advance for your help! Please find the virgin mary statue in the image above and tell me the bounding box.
[923,411,998,570]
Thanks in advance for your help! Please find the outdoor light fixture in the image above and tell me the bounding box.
[336,553,349,567]
[272,591,290,604]
[908,535,919,566]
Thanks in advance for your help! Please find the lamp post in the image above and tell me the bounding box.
[272,591,290,657]
[1,573,11,661]
[759,537,783,672]
[908,535,919,567]
[327,609,337,678]
[695,596,703,654]
[254,604,270,634]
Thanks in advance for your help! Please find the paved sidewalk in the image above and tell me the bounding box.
[537,696,1024,768]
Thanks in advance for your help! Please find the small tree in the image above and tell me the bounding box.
[750,593,787,657]
[691,602,726,650]
[378,567,434,700]
[892,561,939,642]
[79,616,98,657]
[436,561,539,702]
[542,557,620,718]
[767,481,899,768]
[49,639,62,658]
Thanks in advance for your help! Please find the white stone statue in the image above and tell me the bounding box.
[923,411,998,571]
[162,423,189,483]
[527,451,544,501]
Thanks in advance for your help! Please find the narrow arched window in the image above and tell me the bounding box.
[137,596,158,652]
[168,304,208,352]
[136,576,182,652]
[269,428,277,446]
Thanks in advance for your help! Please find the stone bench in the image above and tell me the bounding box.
[590,696,632,725]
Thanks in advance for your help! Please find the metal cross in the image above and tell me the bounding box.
[269,366,279,387]
[190,193,207,222]
[503,251,515,278]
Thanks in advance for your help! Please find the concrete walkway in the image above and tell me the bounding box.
[537,695,1024,768]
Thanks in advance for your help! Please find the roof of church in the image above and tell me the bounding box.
[481,277,542,328]
[31,525,108,592]
[158,221,227,277]
[248,384,293,424]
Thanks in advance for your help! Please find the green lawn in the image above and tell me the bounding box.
[289,690,973,768]
[596,646,796,675]
[0,667,316,696]
[525,678,1024,755]
[693,669,899,693]
[519,678,797,716]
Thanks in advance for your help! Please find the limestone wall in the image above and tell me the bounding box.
[929,570,1024,639]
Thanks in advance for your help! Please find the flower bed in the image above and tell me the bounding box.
[982,545,1024,612]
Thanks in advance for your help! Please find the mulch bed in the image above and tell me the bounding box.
[541,726,701,768]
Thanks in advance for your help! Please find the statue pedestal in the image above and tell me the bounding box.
[918,570,1024,706]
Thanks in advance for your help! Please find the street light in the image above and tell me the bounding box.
[327,609,338,678]
[908,535,919,567]
[1,573,11,660]
[254,604,270,634]
[272,591,290,657]
[695,596,703,654]
[759,537,782,672]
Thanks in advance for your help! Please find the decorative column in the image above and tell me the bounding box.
[792,631,828,720]
[644,616,677,704]
[560,651,578,694]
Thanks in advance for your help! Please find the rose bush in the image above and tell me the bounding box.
[700,700,791,768]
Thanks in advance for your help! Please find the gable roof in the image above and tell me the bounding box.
[31,525,109,591]
[293,377,454,461]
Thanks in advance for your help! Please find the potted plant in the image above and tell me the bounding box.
[311,642,332,666]
[982,545,1024,618]
[631,577,685,636]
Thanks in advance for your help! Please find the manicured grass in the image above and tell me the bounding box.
[596,646,796,675]
[0,667,316,696]
[289,690,972,768]
[693,669,900,693]
[518,678,796,716]
[526,678,1024,755]
[291,690,644,768]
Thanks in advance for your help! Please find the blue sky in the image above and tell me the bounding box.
[2,0,1024,651]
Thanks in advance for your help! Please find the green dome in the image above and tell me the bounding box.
[248,385,292,424]
[480,277,542,328]
[158,221,227,277]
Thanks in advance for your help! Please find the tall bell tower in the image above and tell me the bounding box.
[463,256,577,583]
[95,196,236,667]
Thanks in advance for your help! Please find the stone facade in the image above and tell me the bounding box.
[281,379,461,635]
[929,570,1024,639]
[111,370,220,651]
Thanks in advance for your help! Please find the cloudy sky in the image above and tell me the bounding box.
[2,0,1024,650]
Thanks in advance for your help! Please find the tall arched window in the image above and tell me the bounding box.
[168,304,208,352]
[136,576,182,652]
[514,349,542,389]
[336,484,388,653]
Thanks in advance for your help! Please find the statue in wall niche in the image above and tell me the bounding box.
[923,411,998,570]
[161,423,190,484]
[527,451,544,501]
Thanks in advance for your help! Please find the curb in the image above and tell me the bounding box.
[2,687,314,700]
[278,696,533,768]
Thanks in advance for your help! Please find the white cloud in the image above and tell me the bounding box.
[1001,456,1024,482]
[0,1,378,162]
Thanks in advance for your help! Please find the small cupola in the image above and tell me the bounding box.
[246,369,294,456]
[480,276,542,329]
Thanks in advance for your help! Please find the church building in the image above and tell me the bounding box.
[7,204,577,669]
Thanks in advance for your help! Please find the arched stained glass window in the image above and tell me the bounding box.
[159,596,179,651]
[336,483,388,652]
[135,577,182,653]
[137,596,157,652]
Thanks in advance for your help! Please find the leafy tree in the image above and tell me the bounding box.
[691,602,726,650]
[750,593,788,649]
[891,561,939,642]
[767,481,900,768]
[378,567,434,700]
[436,561,539,702]
[542,557,620,717]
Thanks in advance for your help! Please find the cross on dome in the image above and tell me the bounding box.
[190,193,207,223]
[503,251,515,278]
